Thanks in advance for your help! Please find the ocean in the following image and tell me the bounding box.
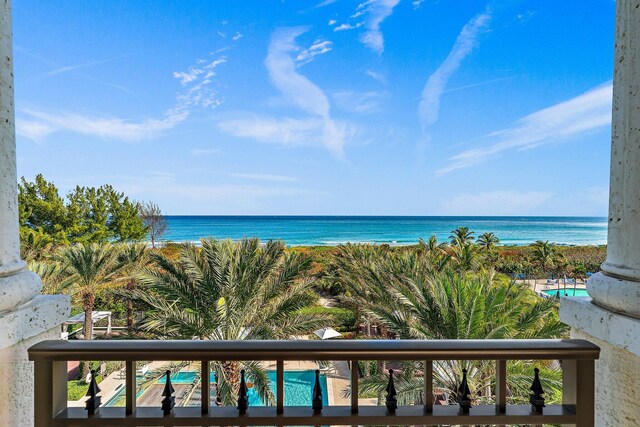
[161,216,608,246]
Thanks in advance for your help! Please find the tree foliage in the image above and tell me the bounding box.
[19,174,147,244]
[330,244,567,406]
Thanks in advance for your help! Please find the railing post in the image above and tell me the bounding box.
[201,360,210,414]
[34,360,66,427]
[495,360,507,413]
[576,359,595,427]
[277,360,284,414]
[562,359,595,427]
[562,358,577,427]
[424,360,433,413]
[351,359,359,413]
[125,360,136,415]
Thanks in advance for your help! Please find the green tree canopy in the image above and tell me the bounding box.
[19,174,147,244]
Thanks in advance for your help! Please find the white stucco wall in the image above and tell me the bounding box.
[560,297,640,427]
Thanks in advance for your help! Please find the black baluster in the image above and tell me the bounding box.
[161,370,175,416]
[237,369,249,415]
[312,369,323,414]
[84,370,101,416]
[457,368,472,414]
[385,369,398,414]
[529,367,546,414]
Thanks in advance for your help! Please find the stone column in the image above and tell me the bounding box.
[0,1,70,425]
[561,2,640,425]
[586,0,640,319]
[0,0,41,312]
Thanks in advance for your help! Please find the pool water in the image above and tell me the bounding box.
[106,370,328,407]
[542,288,589,297]
[249,370,329,407]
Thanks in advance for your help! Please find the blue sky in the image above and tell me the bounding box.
[13,0,614,215]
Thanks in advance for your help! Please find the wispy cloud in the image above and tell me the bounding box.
[441,76,514,94]
[190,148,222,156]
[331,0,399,53]
[17,55,227,141]
[334,23,362,32]
[438,82,613,174]
[316,0,339,7]
[219,116,336,148]
[419,8,492,128]
[296,40,333,66]
[15,119,56,140]
[19,107,189,141]
[219,27,348,157]
[232,32,243,41]
[332,90,388,113]
[365,69,387,83]
[173,58,227,85]
[328,19,337,26]
[359,0,401,53]
[230,173,298,182]
[412,0,426,9]
[45,56,124,77]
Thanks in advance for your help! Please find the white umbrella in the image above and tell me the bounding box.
[314,327,342,340]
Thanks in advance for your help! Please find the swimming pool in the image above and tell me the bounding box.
[106,369,328,407]
[542,288,589,297]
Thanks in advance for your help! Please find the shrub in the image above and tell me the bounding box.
[298,306,357,332]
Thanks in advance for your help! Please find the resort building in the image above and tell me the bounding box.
[0,0,638,425]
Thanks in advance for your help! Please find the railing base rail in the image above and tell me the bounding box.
[52,405,578,427]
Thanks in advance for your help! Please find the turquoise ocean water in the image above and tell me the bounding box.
[162,216,607,246]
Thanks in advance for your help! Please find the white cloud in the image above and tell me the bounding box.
[412,0,426,9]
[18,107,189,141]
[316,0,339,7]
[442,190,554,215]
[438,83,613,174]
[334,23,359,32]
[365,69,386,83]
[262,27,347,157]
[46,57,121,77]
[332,90,388,113]
[18,56,227,141]
[15,120,56,140]
[232,32,243,41]
[356,0,401,53]
[190,148,222,156]
[296,40,333,65]
[219,115,349,149]
[230,173,298,182]
[328,19,337,26]
[419,9,492,128]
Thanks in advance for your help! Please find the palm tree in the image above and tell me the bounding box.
[332,247,567,406]
[115,243,148,334]
[57,243,124,341]
[450,243,480,272]
[129,238,331,405]
[477,232,500,251]
[532,240,560,278]
[365,273,564,405]
[449,226,475,247]
[57,243,125,378]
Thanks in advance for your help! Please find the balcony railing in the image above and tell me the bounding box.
[28,339,599,427]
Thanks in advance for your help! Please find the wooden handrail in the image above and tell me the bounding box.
[28,339,600,427]
[28,338,600,361]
